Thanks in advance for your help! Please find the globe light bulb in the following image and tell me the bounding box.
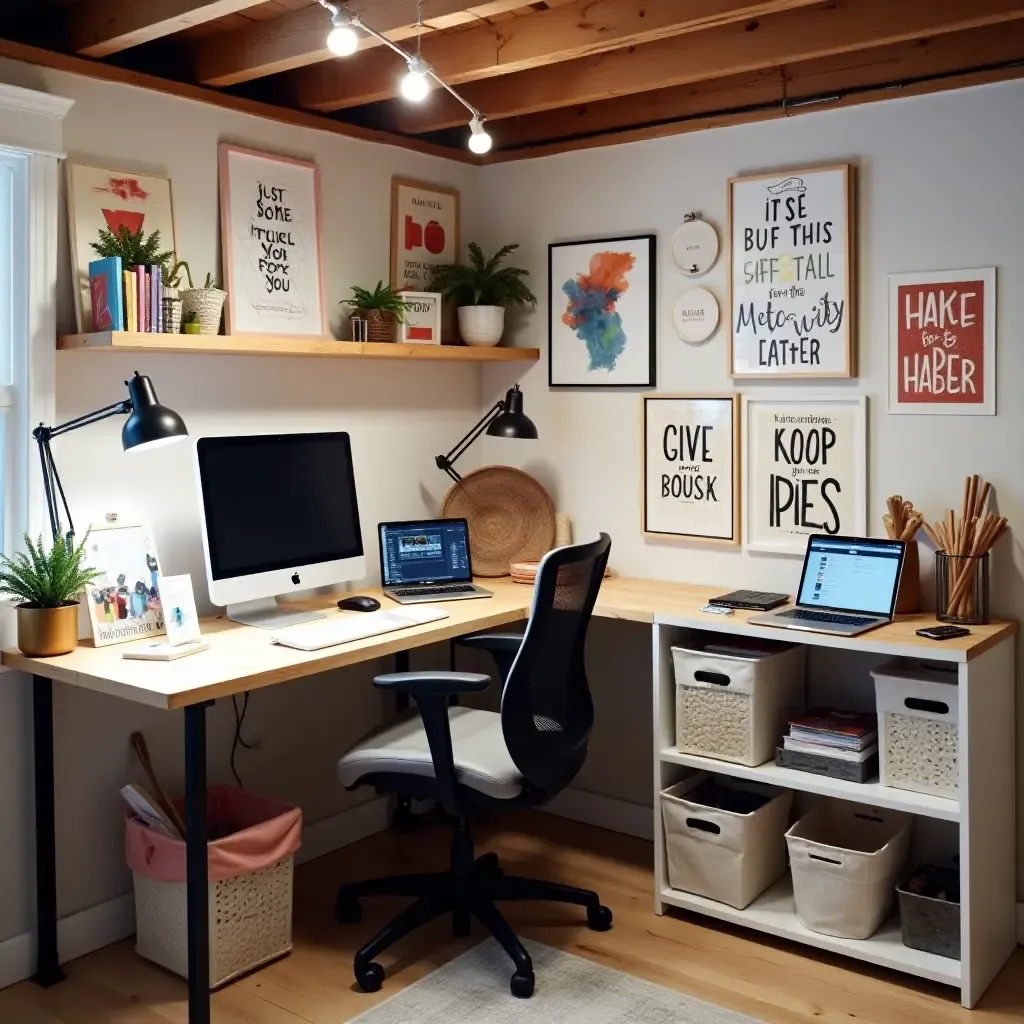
[468,116,492,154]
[401,58,431,102]
[326,10,359,56]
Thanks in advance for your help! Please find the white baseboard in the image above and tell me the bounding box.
[0,797,390,992]
[543,788,654,841]
[1017,902,1024,945]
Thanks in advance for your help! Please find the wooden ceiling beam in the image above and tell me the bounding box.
[491,24,1024,148]
[73,0,267,57]
[395,0,1024,132]
[293,0,827,112]
[194,0,530,87]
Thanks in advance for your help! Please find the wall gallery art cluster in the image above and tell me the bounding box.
[548,162,997,552]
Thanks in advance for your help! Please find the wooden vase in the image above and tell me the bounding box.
[895,539,921,615]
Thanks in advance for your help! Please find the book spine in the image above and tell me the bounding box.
[111,256,124,330]
[123,271,134,332]
[136,268,146,332]
[153,265,163,333]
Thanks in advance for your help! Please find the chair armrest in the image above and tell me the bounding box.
[457,633,524,655]
[372,671,491,697]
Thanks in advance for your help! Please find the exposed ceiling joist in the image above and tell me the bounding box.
[392,0,1024,132]
[492,23,1024,148]
[293,0,827,112]
[194,0,529,87]
[72,0,267,57]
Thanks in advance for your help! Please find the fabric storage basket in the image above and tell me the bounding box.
[872,657,959,798]
[673,637,806,766]
[126,785,302,988]
[662,773,793,909]
[786,798,912,939]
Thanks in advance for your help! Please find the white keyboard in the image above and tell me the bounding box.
[271,605,449,651]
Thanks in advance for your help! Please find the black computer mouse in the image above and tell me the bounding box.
[337,595,381,613]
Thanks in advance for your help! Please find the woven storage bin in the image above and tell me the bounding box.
[134,854,294,988]
[673,637,806,766]
[180,287,227,335]
[872,657,959,799]
[786,799,912,940]
[662,773,792,909]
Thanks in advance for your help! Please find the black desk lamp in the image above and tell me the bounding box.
[33,371,188,544]
[435,384,537,484]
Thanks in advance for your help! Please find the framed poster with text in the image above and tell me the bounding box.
[743,395,866,555]
[219,144,328,338]
[390,178,460,292]
[643,395,739,544]
[889,267,996,415]
[729,164,854,379]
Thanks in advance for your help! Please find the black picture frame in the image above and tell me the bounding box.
[548,234,657,388]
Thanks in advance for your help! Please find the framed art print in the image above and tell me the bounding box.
[399,291,442,344]
[219,144,328,338]
[889,267,995,415]
[743,395,866,555]
[643,395,739,544]
[67,162,177,332]
[549,234,656,387]
[390,178,460,292]
[729,164,855,379]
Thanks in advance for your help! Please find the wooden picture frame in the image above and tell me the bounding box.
[743,394,867,556]
[728,163,855,380]
[549,234,657,388]
[390,177,461,292]
[219,143,328,338]
[889,267,996,415]
[66,162,177,333]
[643,394,740,544]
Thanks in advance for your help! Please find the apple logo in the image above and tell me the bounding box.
[291,572,301,586]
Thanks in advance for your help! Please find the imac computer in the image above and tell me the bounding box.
[195,432,366,628]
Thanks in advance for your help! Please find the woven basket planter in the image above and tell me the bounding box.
[180,288,227,336]
[359,308,397,342]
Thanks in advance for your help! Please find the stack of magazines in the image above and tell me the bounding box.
[777,708,879,781]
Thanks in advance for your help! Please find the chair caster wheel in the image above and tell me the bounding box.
[477,852,503,878]
[335,894,362,925]
[510,970,535,998]
[587,905,613,932]
[355,961,385,993]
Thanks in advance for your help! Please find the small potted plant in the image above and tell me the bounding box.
[345,281,407,342]
[182,310,201,335]
[0,534,100,657]
[162,258,191,334]
[180,272,227,336]
[427,242,536,346]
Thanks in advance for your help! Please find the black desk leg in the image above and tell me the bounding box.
[32,675,63,987]
[184,702,213,1024]
[392,650,413,831]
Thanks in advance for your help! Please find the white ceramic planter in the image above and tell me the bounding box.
[458,305,505,347]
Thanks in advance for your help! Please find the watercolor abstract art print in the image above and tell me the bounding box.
[549,235,656,387]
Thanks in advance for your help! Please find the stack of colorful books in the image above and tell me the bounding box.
[776,707,879,782]
[88,256,166,333]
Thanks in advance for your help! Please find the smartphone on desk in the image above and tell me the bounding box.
[916,625,971,641]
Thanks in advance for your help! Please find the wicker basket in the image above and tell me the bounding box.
[134,854,294,988]
[360,308,396,342]
[180,287,227,336]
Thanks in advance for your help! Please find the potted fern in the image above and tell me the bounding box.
[0,534,100,657]
[427,243,536,346]
[345,281,407,342]
[180,271,227,336]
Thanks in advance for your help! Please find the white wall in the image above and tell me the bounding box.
[0,57,489,945]
[478,81,1024,887]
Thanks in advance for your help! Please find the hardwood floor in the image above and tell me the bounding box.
[1,812,1022,1023]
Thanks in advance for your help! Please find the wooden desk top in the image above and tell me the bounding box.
[2,577,1014,709]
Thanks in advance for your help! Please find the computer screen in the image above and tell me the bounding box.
[797,536,905,616]
[197,433,363,581]
[380,520,472,586]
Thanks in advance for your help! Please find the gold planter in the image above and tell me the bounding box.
[17,603,80,657]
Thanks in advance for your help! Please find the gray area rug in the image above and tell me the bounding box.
[348,940,765,1023]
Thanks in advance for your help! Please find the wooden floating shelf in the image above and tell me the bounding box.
[58,332,540,364]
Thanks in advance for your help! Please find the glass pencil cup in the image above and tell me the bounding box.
[935,552,990,625]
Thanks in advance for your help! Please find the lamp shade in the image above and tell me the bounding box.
[122,372,188,452]
[486,385,538,439]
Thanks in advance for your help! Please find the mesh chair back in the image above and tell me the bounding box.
[500,534,611,797]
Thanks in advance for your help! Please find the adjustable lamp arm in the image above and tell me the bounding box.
[434,399,505,484]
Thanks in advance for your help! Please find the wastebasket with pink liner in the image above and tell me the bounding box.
[126,785,301,988]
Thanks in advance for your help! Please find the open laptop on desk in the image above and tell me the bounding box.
[379,518,492,604]
[749,535,906,637]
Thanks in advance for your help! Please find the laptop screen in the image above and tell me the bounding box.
[796,536,905,616]
[380,519,473,587]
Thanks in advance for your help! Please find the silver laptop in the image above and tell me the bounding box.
[379,518,491,605]
[750,535,906,637]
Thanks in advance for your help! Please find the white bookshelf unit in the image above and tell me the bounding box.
[652,612,1016,1009]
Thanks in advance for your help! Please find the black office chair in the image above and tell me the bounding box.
[335,533,612,998]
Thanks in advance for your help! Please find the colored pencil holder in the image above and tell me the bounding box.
[935,551,989,625]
